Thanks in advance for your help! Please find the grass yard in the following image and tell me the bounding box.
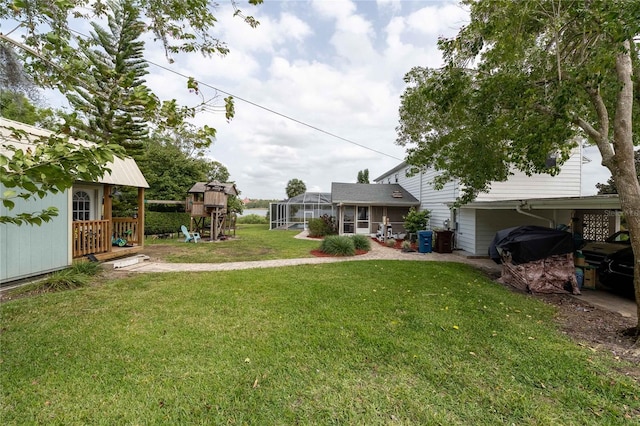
[145,224,318,263]
[1,261,638,424]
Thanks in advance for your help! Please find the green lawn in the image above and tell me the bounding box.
[146,224,318,263]
[1,261,638,424]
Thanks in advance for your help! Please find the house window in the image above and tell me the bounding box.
[73,190,91,221]
[394,173,398,183]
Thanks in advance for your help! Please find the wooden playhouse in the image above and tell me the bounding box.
[186,181,238,240]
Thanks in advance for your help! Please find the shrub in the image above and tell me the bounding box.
[386,238,397,248]
[39,268,90,291]
[351,234,371,251]
[145,211,191,235]
[72,260,102,276]
[237,214,268,224]
[308,215,338,237]
[319,235,355,256]
[403,207,431,234]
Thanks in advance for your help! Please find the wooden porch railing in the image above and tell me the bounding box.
[73,220,109,258]
[72,218,140,258]
[113,218,140,244]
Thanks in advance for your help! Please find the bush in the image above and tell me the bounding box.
[145,211,191,235]
[308,215,337,237]
[39,268,90,291]
[71,260,102,276]
[237,214,268,224]
[351,234,371,251]
[319,235,355,256]
[386,238,397,248]
[403,207,431,234]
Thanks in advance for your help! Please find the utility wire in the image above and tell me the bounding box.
[146,59,404,161]
[4,26,404,162]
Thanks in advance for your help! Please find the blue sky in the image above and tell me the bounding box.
[5,0,611,199]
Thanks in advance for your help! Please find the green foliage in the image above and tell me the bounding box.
[351,234,371,251]
[139,135,209,202]
[0,125,124,225]
[144,211,190,235]
[403,207,430,234]
[396,0,640,204]
[319,235,356,256]
[39,265,94,291]
[385,238,397,248]
[65,0,154,159]
[285,178,306,199]
[237,214,267,224]
[357,169,369,183]
[0,92,53,125]
[308,214,338,237]
[1,0,262,226]
[245,199,277,209]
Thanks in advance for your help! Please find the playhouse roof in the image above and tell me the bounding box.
[188,181,239,195]
[0,118,148,188]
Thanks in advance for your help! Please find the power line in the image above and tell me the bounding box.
[145,59,404,161]
[4,25,404,162]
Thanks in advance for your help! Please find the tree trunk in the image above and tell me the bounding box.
[610,42,640,332]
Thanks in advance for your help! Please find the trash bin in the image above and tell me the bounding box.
[434,230,453,253]
[417,230,433,253]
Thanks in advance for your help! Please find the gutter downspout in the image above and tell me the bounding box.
[515,203,555,228]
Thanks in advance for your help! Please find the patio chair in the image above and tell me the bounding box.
[181,225,201,243]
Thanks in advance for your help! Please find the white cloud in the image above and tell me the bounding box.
[36,0,611,199]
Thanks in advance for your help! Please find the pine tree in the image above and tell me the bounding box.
[66,0,156,159]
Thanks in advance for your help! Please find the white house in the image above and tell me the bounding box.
[1,118,149,284]
[374,146,622,256]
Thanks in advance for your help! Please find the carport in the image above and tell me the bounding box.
[453,194,622,257]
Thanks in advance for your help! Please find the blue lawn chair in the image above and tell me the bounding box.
[181,225,201,243]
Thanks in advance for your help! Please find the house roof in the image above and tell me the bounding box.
[188,181,238,196]
[331,182,419,206]
[373,161,408,182]
[1,118,149,188]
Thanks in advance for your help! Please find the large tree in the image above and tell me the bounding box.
[64,0,155,159]
[357,169,369,184]
[0,0,262,224]
[396,0,640,330]
[285,178,306,199]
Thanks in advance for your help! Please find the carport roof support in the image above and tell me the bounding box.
[456,195,621,210]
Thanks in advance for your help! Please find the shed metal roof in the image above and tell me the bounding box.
[1,118,149,188]
[331,182,419,206]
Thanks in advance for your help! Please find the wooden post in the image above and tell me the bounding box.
[210,209,215,241]
[104,184,113,252]
[137,187,145,247]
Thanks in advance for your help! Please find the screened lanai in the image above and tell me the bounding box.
[269,192,334,230]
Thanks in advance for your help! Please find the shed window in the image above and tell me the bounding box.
[73,191,91,221]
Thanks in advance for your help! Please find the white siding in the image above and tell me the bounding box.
[476,147,582,202]
[455,208,476,253]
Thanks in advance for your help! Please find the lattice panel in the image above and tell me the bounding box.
[581,213,611,241]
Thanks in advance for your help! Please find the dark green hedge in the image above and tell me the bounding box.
[145,211,191,235]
